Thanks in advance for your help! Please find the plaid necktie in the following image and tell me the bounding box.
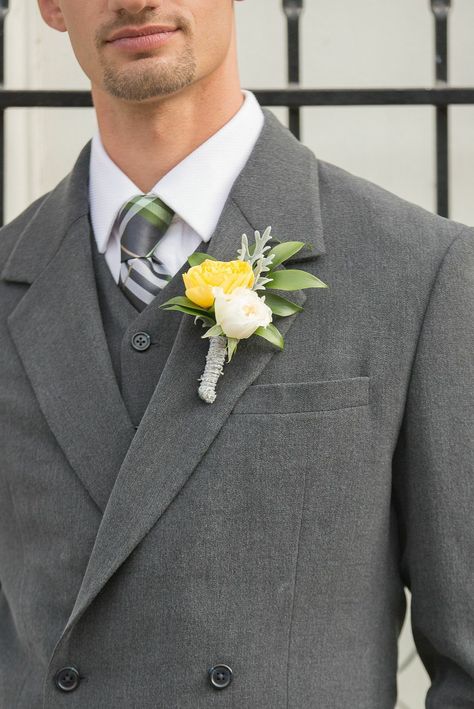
[118,194,175,311]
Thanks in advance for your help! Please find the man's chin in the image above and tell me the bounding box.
[99,73,185,102]
[99,57,196,102]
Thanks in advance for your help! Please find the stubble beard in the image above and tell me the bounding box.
[100,41,197,102]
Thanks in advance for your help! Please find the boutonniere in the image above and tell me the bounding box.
[160,226,328,403]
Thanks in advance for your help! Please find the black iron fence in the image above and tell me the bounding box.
[1,0,473,224]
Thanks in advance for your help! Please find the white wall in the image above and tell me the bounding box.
[5,3,474,707]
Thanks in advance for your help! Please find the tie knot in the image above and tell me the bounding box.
[118,194,175,260]
[119,193,174,228]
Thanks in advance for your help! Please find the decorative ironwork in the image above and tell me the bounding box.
[431,0,451,21]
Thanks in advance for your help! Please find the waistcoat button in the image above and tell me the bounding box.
[131,331,151,351]
[208,664,233,689]
[54,666,81,692]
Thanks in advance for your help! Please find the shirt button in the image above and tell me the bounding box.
[208,664,233,689]
[54,666,81,692]
[131,331,151,351]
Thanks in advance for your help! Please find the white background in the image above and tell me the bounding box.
[5,2,474,706]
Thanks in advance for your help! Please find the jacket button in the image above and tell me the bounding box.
[208,664,233,689]
[131,331,151,351]
[54,666,81,692]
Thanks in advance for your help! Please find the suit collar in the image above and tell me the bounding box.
[1,140,91,285]
[231,107,325,262]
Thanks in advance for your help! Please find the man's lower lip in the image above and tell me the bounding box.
[108,30,179,51]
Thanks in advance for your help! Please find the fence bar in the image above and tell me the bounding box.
[0,1,8,224]
[0,87,473,109]
[431,0,451,217]
[0,1,7,88]
[254,87,473,106]
[282,0,303,138]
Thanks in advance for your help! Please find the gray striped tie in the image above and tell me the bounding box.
[117,194,175,311]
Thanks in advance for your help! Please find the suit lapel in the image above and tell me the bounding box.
[2,145,136,513]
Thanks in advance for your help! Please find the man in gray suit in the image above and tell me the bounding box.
[0,0,473,707]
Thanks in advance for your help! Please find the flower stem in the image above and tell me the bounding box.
[198,335,227,403]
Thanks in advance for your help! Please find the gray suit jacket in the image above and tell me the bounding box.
[0,107,473,708]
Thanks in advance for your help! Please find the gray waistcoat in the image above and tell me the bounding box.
[89,223,209,427]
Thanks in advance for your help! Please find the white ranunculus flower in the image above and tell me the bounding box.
[212,286,273,340]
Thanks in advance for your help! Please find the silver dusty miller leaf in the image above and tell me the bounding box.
[236,226,276,291]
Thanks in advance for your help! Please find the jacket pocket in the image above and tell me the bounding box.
[231,376,370,414]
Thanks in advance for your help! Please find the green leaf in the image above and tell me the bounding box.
[160,295,212,314]
[266,269,328,291]
[266,241,306,267]
[162,305,215,325]
[227,337,239,362]
[254,323,284,349]
[262,292,304,316]
[201,323,224,338]
[187,252,218,267]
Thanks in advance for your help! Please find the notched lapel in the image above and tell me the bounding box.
[61,108,327,639]
[3,142,137,513]
[6,214,136,512]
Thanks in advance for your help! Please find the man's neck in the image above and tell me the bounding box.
[92,80,244,193]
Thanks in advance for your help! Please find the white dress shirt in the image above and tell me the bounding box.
[88,89,264,285]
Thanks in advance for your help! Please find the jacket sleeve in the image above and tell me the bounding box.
[392,227,474,707]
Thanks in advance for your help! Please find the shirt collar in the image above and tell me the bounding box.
[89,89,264,252]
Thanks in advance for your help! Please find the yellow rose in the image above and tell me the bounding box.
[182,259,255,308]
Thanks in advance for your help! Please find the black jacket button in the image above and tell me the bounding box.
[208,664,233,689]
[54,666,81,692]
[131,332,151,351]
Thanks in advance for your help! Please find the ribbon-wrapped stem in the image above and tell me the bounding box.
[198,335,227,403]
